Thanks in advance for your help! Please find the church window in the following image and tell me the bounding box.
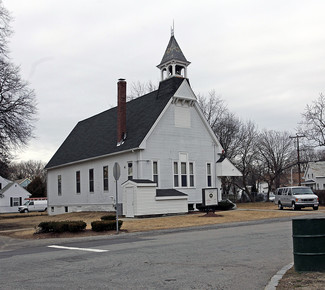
[89,169,94,193]
[103,166,109,191]
[173,162,179,187]
[76,171,81,194]
[58,175,62,196]
[153,161,159,186]
[207,163,212,187]
[189,162,194,187]
[128,162,133,180]
[173,154,195,188]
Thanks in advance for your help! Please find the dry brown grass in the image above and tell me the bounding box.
[277,266,325,290]
[122,203,318,232]
[1,202,323,239]
[0,211,110,239]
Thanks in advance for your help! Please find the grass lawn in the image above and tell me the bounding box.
[0,202,323,239]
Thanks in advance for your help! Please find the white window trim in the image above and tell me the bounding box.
[76,170,81,194]
[89,168,94,193]
[58,175,62,196]
[103,165,109,192]
[173,159,195,189]
[127,161,133,180]
[206,162,212,187]
[173,161,179,188]
[189,161,195,188]
[152,160,159,187]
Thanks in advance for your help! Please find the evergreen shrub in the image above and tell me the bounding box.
[100,215,116,221]
[91,220,123,232]
[196,199,236,212]
[38,221,86,233]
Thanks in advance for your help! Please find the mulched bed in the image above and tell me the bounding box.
[201,212,223,217]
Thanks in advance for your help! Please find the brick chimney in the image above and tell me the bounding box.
[117,78,127,145]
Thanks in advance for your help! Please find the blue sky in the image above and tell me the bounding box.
[4,0,325,162]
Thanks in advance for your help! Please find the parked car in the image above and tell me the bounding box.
[274,186,319,210]
[18,198,47,213]
[268,193,275,202]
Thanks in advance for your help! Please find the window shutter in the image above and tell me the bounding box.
[10,197,13,207]
[19,197,22,206]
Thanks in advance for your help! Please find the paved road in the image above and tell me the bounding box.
[0,216,322,289]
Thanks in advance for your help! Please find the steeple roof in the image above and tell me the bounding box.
[158,35,190,67]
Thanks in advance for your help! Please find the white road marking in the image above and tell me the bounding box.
[48,245,109,252]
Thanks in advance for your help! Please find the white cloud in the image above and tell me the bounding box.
[3,0,325,162]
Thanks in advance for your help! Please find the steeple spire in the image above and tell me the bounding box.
[157,30,190,81]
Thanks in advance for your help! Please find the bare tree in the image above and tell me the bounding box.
[231,120,259,201]
[214,112,242,160]
[10,160,46,183]
[0,1,37,156]
[0,60,37,153]
[0,157,10,178]
[128,80,157,100]
[198,92,263,199]
[299,93,325,147]
[197,90,227,128]
[0,0,11,55]
[197,91,241,159]
[257,130,295,193]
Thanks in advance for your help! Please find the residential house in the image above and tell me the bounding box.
[45,32,241,216]
[302,161,325,190]
[0,176,31,213]
[15,178,31,188]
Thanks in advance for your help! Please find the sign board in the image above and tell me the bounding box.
[202,188,219,206]
[113,162,121,234]
[113,162,120,181]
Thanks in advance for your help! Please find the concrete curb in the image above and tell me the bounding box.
[265,262,294,290]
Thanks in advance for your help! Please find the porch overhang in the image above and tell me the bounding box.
[216,158,242,177]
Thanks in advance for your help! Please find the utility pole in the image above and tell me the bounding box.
[289,134,305,186]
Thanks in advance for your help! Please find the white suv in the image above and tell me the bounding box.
[274,186,319,210]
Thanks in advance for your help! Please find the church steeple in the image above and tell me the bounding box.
[157,31,190,81]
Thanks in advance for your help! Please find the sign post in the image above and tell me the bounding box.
[113,162,121,234]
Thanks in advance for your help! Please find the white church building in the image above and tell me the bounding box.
[45,32,241,217]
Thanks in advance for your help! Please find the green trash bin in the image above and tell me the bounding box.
[292,218,325,272]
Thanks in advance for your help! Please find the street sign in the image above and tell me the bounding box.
[113,162,120,234]
[113,162,120,181]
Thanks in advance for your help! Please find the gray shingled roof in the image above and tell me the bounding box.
[126,179,156,184]
[156,189,187,197]
[45,77,185,169]
[0,182,13,194]
[158,35,190,67]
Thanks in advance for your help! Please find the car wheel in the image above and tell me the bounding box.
[23,209,28,213]
[313,206,319,210]
[292,203,298,211]
[278,202,283,210]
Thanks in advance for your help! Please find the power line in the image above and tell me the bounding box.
[289,134,305,186]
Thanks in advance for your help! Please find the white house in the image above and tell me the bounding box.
[45,32,241,216]
[302,161,325,190]
[15,178,31,188]
[0,176,31,213]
